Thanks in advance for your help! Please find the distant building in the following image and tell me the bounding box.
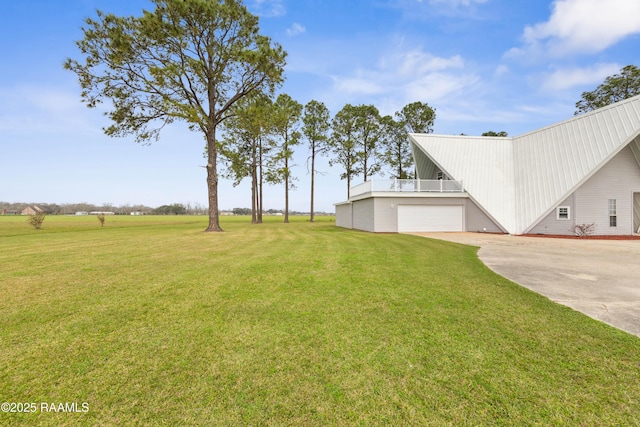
[21,205,53,215]
[75,211,89,216]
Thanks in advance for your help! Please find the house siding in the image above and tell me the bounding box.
[335,202,352,229]
[373,196,468,232]
[634,193,640,233]
[574,145,640,235]
[529,194,575,235]
[336,194,503,233]
[352,198,375,232]
[465,200,505,233]
[373,197,399,232]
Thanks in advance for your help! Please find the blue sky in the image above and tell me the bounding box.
[1,0,639,212]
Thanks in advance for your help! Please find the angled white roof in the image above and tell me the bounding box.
[409,94,640,234]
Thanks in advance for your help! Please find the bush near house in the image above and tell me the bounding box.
[572,223,597,237]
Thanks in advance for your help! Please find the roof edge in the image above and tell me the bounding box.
[522,130,640,234]
[514,94,640,140]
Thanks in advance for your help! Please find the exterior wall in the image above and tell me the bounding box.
[573,145,640,235]
[529,146,640,235]
[352,198,375,232]
[529,194,575,235]
[335,202,352,229]
[634,193,640,233]
[375,196,467,232]
[465,200,505,233]
[337,194,503,233]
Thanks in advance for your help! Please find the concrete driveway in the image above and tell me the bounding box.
[411,232,640,337]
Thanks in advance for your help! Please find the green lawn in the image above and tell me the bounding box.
[1,215,639,426]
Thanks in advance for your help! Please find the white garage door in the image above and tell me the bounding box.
[397,205,464,232]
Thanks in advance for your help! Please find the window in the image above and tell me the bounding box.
[609,199,617,227]
[556,206,570,220]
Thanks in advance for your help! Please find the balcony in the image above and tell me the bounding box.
[350,179,464,198]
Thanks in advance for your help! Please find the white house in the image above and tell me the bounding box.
[336,95,640,236]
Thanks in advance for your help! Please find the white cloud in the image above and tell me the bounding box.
[327,47,477,111]
[0,85,98,135]
[331,76,383,96]
[404,72,479,102]
[286,22,306,37]
[248,0,285,17]
[541,63,622,91]
[511,0,640,57]
[494,64,509,76]
[397,50,464,75]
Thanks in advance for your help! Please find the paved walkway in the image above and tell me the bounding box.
[411,232,640,337]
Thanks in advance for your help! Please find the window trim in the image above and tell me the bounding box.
[556,206,570,220]
[608,199,617,227]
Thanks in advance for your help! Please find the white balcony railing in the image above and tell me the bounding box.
[350,179,464,198]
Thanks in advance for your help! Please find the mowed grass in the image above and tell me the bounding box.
[1,215,639,426]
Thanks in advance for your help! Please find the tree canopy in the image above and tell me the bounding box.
[482,131,508,137]
[396,101,436,134]
[575,65,640,115]
[382,101,436,180]
[329,104,362,199]
[64,0,286,231]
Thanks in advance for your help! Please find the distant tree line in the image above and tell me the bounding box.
[0,201,207,215]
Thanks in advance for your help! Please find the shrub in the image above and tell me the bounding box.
[27,213,45,230]
[571,223,596,237]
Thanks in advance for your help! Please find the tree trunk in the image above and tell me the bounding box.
[310,143,315,223]
[205,127,223,232]
[251,166,257,224]
[258,137,263,223]
[363,155,368,182]
[284,150,290,223]
[251,146,258,224]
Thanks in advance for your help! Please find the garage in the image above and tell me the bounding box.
[397,205,464,232]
